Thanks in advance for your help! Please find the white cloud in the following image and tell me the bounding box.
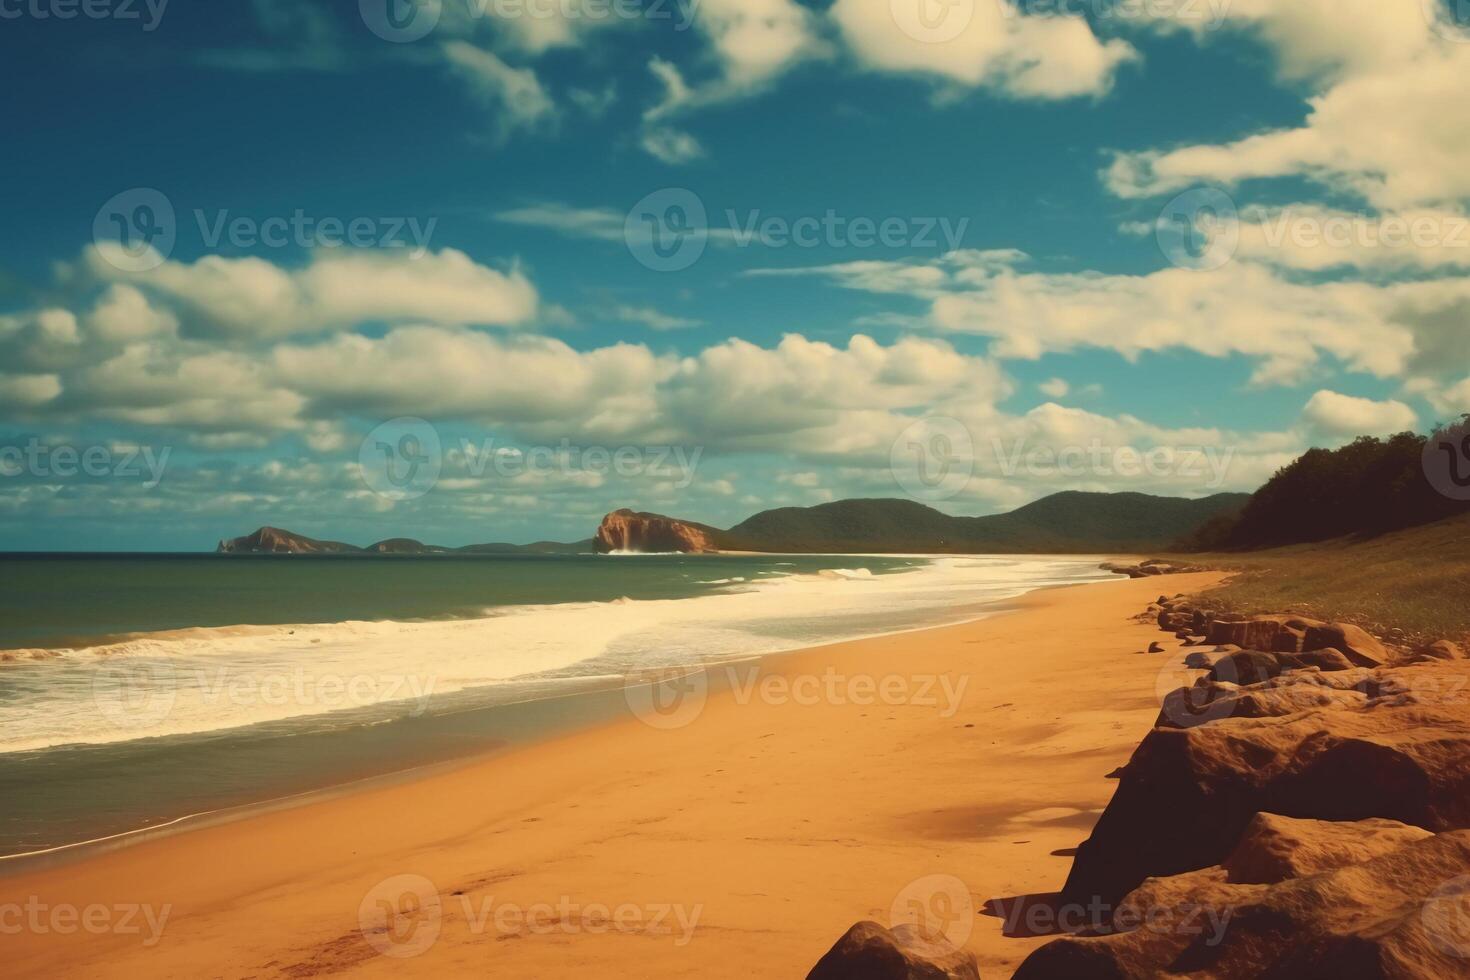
[1039,378,1069,398]
[614,305,702,331]
[86,245,539,337]
[830,0,1135,98]
[640,127,705,164]
[442,40,558,136]
[1301,389,1418,437]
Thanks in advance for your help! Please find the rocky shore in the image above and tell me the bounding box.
[806,570,1470,979]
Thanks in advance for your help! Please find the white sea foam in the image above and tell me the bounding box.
[0,556,1113,754]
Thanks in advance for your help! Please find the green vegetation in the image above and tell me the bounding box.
[723,492,1250,554]
[1184,432,1467,549]
[1178,512,1470,645]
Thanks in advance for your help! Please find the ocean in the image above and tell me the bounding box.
[0,552,1114,860]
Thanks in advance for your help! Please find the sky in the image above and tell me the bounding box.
[1,0,1468,550]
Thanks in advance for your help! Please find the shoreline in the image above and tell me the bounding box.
[0,571,1200,978]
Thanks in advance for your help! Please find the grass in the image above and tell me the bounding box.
[1163,512,1470,647]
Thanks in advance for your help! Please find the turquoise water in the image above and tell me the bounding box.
[0,553,1112,860]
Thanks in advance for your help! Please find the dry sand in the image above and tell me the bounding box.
[0,572,1221,978]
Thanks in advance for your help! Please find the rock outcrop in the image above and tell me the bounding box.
[1063,655,1470,912]
[216,526,360,554]
[593,509,724,554]
[806,922,980,980]
[1017,826,1470,979]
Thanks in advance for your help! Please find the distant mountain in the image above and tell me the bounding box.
[216,527,592,556]
[593,491,1252,555]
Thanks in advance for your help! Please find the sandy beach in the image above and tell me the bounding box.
[1,572,1220,979]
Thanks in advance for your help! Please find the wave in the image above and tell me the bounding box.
[0,556,1113,755]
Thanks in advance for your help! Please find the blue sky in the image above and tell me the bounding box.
[1,0,1468,549]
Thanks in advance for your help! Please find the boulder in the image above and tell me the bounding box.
[1063,660,1470,910]
[1222,812,1433,884]
[1205,649,1355,685]
[1303,622,1388,668]
[1418,640,1467,662]
[1017,829,1470,979]
[1147,642,1165,654]
[806,922,980,980]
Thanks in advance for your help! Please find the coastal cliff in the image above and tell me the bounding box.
[593,509,724,553]
[216,527,360,555]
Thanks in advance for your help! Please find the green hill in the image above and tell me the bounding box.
[720,492,1251,554]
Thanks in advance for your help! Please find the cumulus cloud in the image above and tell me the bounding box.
[830,0,1135,98]
[84,245,539,337]
[1300,389,1418,438]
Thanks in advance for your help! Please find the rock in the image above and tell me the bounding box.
[1302,622,1388,668]
[1204,616,1318,653]
[1158,611,1192,633]
[1147,642,1165,654]
[1062,660,1470,910]
[806,921,980,980]
[594,509,723,554]
[1205,649,1355,685]
[1017,829,1470,980]
[1419,640,1467,662]
[1222,812,1433,885]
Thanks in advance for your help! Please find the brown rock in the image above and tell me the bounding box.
[1147,642,1165,654]
[806,921,980,980]
[1222,812,1433,884]
[1063,661,1470,910]
[593,509,722,554]
[1303,622,1388,668]
[1017,829,1470,979]
[1419,640,1468,662]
